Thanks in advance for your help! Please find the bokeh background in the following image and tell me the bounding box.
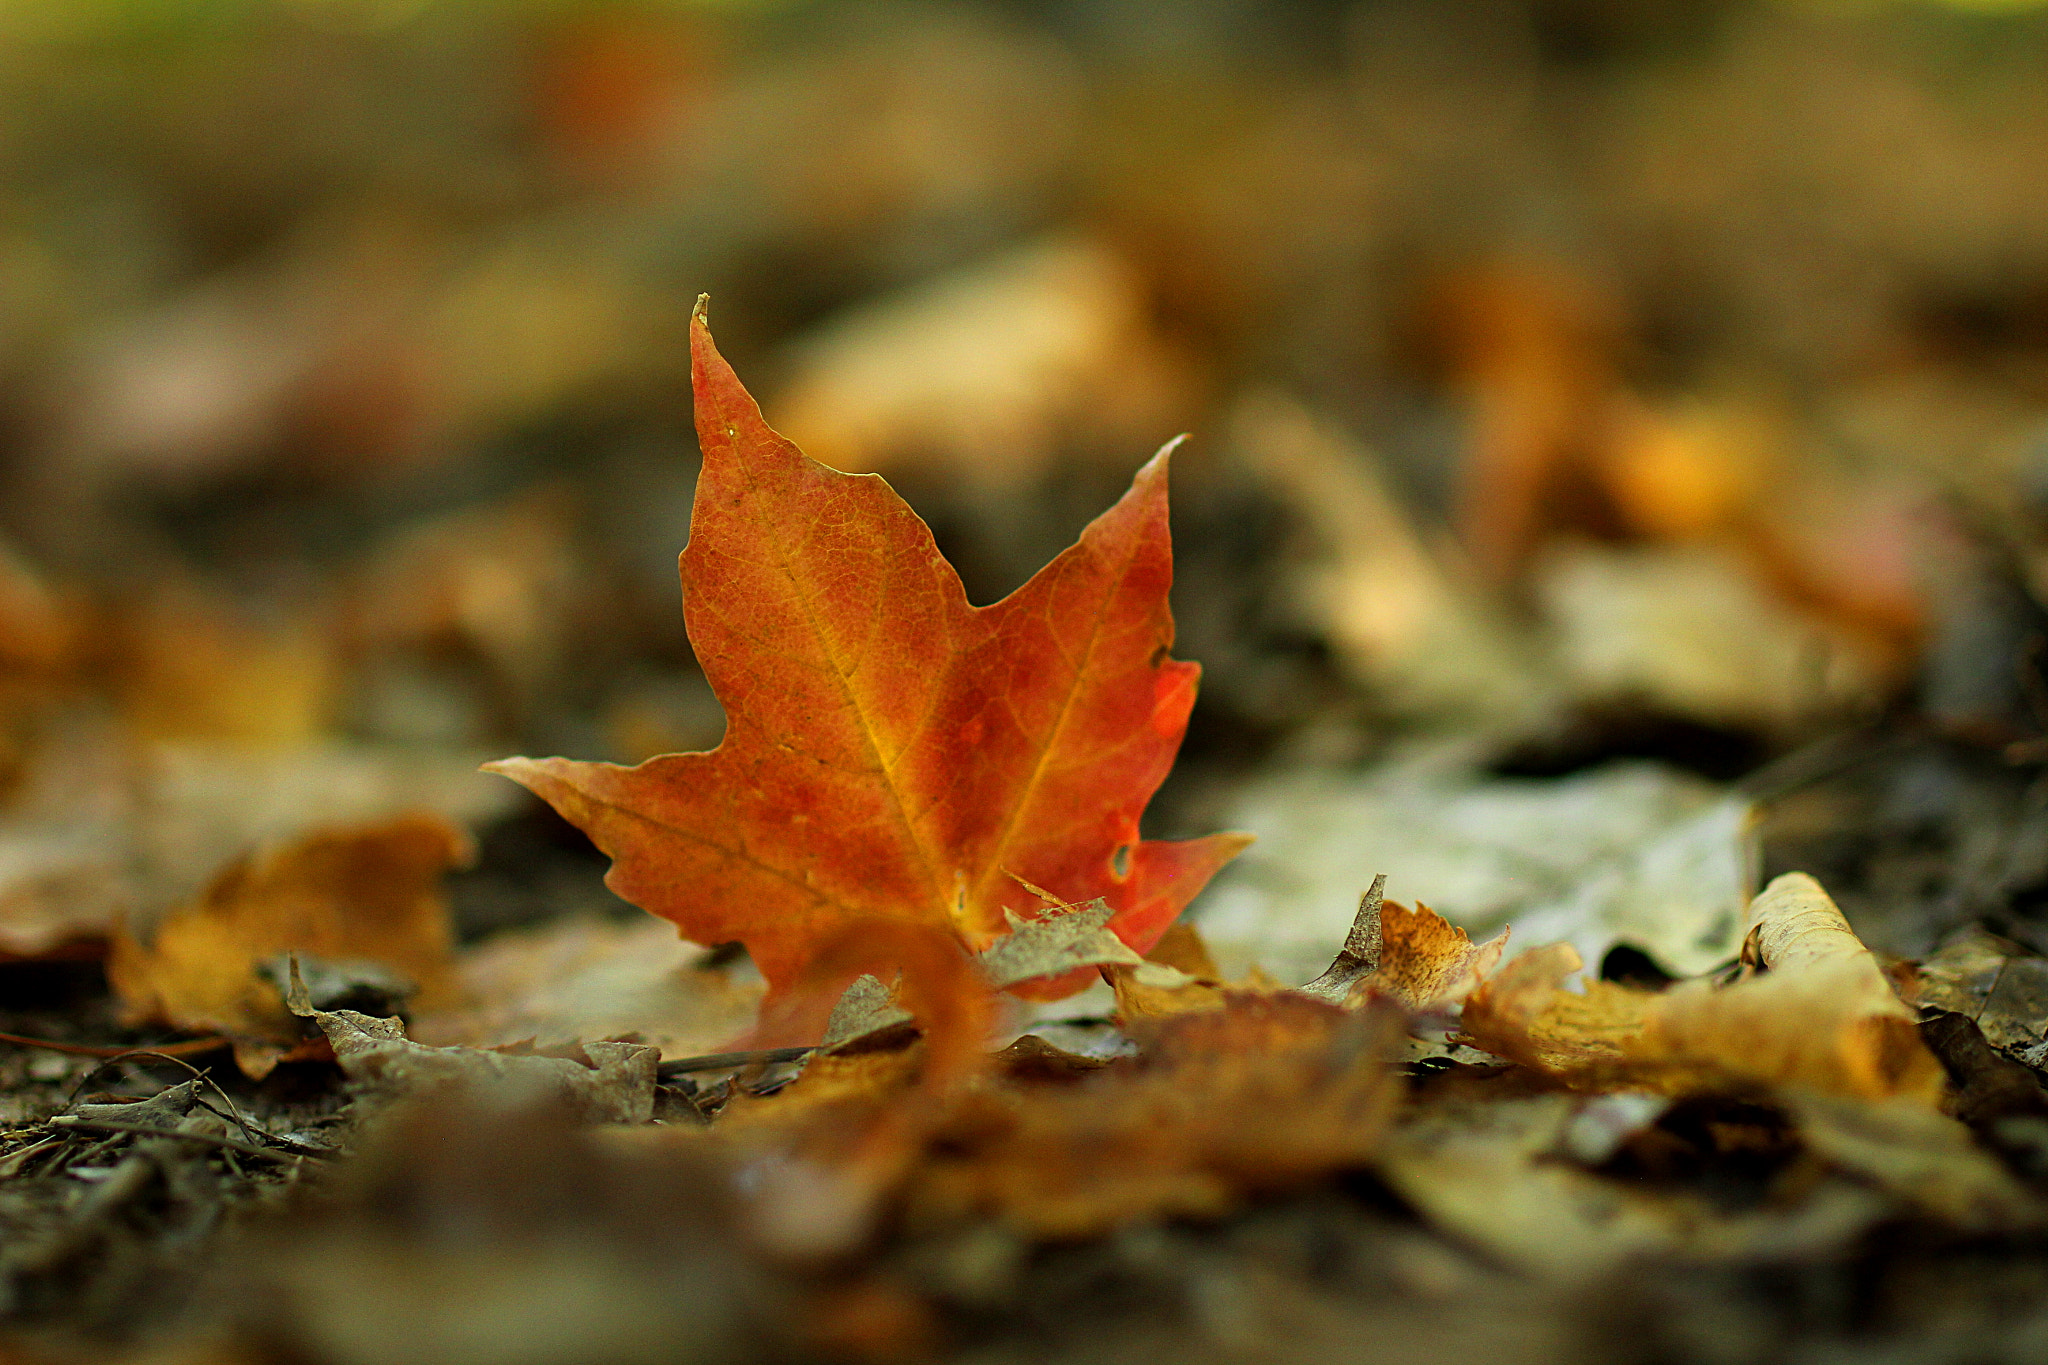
[6,0,2048,949]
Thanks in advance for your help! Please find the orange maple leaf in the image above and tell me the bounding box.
[487,300,1249,1024]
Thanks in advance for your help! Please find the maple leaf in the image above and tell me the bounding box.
[488,299,1248,1021]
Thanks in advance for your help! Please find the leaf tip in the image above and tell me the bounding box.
[479,755,547,793]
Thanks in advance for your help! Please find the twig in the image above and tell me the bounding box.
[44,1117,326,1161]
[62,1050,221,1114]
[656,1046,813,1078]
[0,1031,229,1059]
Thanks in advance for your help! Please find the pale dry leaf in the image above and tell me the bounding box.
[1298,874,1384,1004]
[1382,1085,1893,1284]
[1379,1093,1684,1285]
[1536,542,1882,728]
[0,825,131,959]
[412,914,763,1057]
[1199,758,1753,986]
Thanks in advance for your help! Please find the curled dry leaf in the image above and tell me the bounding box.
[1363,898,1511,1011]
[109,812,470,1077]
[1461,872,1943,1103]
[488,301,1248,1033]
[1740,871,1880,973]
[1115,883,1503,1024]
[1297,874,1385,1003]
[1299,880,1509,1013]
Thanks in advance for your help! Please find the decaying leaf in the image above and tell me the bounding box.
[310,1010,657,1125]
[1910,925,2048,1065]
[907,994,1405,1237]
[109,812,470,1076]
[975,896,1144,991]
[819,974,916,1053]
[286,960,658,1124]
[1461,872,1943,1103]
[489,301,1248,1028]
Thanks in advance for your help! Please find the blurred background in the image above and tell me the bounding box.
[6,0,2048,955]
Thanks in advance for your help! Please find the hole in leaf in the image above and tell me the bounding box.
[1111,845,1131,879]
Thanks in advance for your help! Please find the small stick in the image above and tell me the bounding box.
[0,1031,229,1059]
[43,1117,325,1161]
[656,1046,813,1078]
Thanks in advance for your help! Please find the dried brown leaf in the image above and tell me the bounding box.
[1358,898,1509,1012]
[109,812,470,1076]
[909,993,1405,1238]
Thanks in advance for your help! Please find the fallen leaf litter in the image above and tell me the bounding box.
[4,313,2048,1365]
